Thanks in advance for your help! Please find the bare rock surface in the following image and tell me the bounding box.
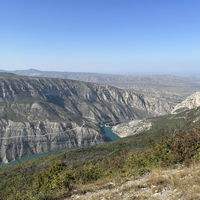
[0,119,104,163]
[112,119,152,138]
[172,91,200,113]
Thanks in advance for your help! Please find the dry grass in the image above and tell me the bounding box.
[65,161,200,200]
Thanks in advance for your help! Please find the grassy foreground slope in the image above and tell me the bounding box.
[0,108,200,199]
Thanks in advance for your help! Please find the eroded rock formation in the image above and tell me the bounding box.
[172,92,200,114]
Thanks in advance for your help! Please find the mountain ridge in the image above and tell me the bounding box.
[3,68,200,105]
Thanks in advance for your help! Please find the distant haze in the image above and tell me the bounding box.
[0,0,200,74]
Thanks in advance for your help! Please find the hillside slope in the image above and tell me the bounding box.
[1,105,200,200]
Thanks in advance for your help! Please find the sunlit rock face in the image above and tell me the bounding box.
[112,119,152,138]
[172,92,200,114]
[0,74,174,163]
[0,119,105,163]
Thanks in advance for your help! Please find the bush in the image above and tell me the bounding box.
[126,124,200,169]
[82,163,103,182]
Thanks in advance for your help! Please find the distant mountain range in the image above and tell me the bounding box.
[2,68,200,104]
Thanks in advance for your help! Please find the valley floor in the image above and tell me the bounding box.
[65,161,200,200]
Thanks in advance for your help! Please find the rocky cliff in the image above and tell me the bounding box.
[0,119,104,163]
[171,92,200,114]
[0,73,174,163]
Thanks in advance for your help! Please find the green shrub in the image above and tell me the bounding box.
[126,124,200,169]
[82,163,103,182]
[33,161,64,191]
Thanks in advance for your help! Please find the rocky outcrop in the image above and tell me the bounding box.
[0,74,174,163]
[171,92,200,114]
[112,119,152,138]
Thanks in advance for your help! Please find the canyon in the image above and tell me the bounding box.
[0,73,174,163]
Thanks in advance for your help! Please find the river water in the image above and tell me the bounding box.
[0,127,120,166]
[102,126,120,141]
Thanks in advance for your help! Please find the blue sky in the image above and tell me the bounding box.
[0,0,200,74]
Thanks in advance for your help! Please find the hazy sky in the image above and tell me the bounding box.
[0,0,200,74]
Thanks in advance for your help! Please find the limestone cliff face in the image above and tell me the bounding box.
[0,119,104,163]
[171,92,200,114]
[0,74,174,163]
